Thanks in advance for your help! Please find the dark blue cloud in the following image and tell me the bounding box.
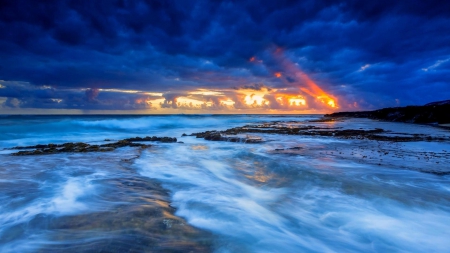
[0,0,449,111]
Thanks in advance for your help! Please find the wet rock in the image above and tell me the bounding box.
[191,130,264,143]
[192,131,220,140]
[160,137,177,143]
[204,132,222,141]
[226,136,241,142]
[100,147,115,152]
[124,136,177,143]
[10,135,178,156]
[192,122,448,143]
[244,135,263,143]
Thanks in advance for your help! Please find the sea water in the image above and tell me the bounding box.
[1,115,449,252]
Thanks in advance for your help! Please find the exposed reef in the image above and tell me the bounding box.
[192,123,449,142]
[193,131,263,143]
[10,136,177,156]
[325,100,450,125]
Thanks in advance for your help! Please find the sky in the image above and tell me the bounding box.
[0,0,449,114]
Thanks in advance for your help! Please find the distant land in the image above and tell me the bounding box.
[325,100,450,125]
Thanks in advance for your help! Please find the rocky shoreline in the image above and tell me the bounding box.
[188,120,450,176]
[11,118,450,157]
[6,116,450,178]
[10,136,178,156]
[192,122,449,143]
[324,100,450,125]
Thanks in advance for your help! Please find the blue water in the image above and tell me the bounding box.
[1,115,450,252]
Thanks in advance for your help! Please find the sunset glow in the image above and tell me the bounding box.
[289,97,306,106]
[189,90,223,96]
[221,99,235,106]
[177,97,204,107]
[0,39,342,114]
[244,94,266,105]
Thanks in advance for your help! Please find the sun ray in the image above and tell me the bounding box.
[273,49,339,109]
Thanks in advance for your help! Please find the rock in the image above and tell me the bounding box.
[159,137,174,143]
[244,135,263,143]
[192,122,448,143]
[325,100,450,124]
[226,137,241,142]
[100,147,115,152]
[204,132,222,141]
[9,135,178,156]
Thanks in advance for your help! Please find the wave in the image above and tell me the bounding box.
[0,115,320,148]
[135,139,450,252]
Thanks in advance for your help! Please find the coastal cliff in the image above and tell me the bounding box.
[325,100,450,125]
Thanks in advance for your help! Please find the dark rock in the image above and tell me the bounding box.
[100,147,115,152]
[192,121,448,143]
[160,137,177,143]
[124,136,177,143]
[204,132,222,141]
[192,130,264,143]
[10,135,178,156]
[227,137,241,142]
[325,101,450,124]
[245,136,263,143]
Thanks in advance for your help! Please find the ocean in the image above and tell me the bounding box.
[1,115,450,252]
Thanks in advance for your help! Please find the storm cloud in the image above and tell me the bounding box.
[0,0,449,112]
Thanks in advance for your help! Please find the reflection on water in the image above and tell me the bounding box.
[245,167,271,183]
[191,145,209,150]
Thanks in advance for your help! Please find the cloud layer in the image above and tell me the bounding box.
[0,0,449,113]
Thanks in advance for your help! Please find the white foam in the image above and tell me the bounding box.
[136,140,450,252]
[0,174,100,237]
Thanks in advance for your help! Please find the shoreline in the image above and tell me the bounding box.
[1,115,450,252]
[325,101,450,125]
[7,117,450,176]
